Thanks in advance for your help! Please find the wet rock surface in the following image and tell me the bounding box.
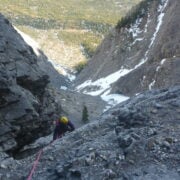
[3,86,179,180]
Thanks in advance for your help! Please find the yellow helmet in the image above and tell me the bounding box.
[60,116,68,124]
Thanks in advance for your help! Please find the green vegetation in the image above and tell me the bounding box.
[0,0,141,68]
[81,41,96,59]
[11,15,62,30]
[57,30,101,59]
[81,105,89,123]
[57,30,101,46]
[0,0,140,26]
[116,0,161,29]
[74,61,87,74]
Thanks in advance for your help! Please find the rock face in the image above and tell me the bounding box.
[36,50,70,89]
[75,0,180,96]
[3,86,180,179]
[0,13,107,157]
[0,14,64,154]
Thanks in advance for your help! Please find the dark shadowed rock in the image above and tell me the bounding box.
[0,13,65,154]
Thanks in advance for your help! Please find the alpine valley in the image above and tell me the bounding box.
[0,0,179,179]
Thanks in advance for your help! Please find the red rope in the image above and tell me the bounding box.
[27,140,55,180]
[27,149,43,180]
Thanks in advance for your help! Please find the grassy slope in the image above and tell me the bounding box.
[0,0,141,69]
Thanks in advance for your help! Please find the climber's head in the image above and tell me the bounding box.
[59,116,69,124]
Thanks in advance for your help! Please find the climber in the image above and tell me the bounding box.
[53,116,75,140]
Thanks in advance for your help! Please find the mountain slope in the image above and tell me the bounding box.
[75,0,180,96]
[0,0,141,68]
[2,86,180,179]
[0,1,179,179]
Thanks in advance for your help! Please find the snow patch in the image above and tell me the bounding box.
[14,26,40,56]
[136,0,169,67]
[76,67,130,109]
[76,67,131,95]
[144,13,151,33]
[149,0,169,48]
[156,66,161,72]
[102,94,129,106]
[160,58,166,65]
[60,86,68,90]
[149,79,156,90]
[128,17,146,46]
[101,90,129,111]
[48,59,76,82]
[156,58,166,72]
[76,0,169,109]
[67,74,76,82]
[132,38,144,45]
[141,75,146,86]
[129,18,143,38]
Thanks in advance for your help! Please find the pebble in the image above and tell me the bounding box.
[105,169,116,178]
[162,141,171,149]
[165,137,173,144]
[155,103,164,109]
[48,156,54,161]
[151,109,158,114]
[0,163,7,169]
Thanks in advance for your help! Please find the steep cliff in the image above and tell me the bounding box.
[75,0,180,96]
[0,14,64,154]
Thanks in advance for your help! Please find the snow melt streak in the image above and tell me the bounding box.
[76,0,169,108]
[139,0,169,67]
[149,0,169,48]
[14,26,40,56]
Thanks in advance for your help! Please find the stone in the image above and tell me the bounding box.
[151,109,158,114]
[118,134,133,149]
[0,163,7,169]
[85,152,96,165]
[70,169,81,178]
[104,169,116,179]
[55,166,65,178]
[162,141,171,149]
